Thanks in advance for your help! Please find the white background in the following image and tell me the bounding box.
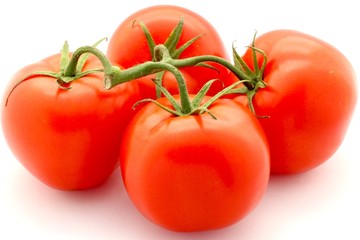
[1,0,359,239]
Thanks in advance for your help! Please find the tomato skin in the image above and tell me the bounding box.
[120,97,270,232]
[239,30,357,174]
[1,54,140,190]
[107,5,236,98]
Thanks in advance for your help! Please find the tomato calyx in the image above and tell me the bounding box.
[136,17,207,98]
[138,17,203,62]
[135,77,243,119]
[5,39,107,106]
[57,39,108,87]
[228,33,268,115]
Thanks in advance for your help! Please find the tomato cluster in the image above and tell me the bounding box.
[1,5,357,232]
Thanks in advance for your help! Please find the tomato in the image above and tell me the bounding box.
[120,96,270,232]
[238,30,357,174]
[1,54,140,190]
[106,5,236,99]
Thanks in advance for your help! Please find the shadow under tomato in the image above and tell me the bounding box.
[263,152,349,218]
[7,151,350,240]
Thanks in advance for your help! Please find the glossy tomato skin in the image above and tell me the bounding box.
[120,97,270,232]
[1,54,140,190]
[107,5,236,99]
[239,30,357,174]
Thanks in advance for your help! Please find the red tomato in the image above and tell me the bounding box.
[106,5,236,99]
[120,96,270,232]
[238,30,357,174]
[1,54,140,190]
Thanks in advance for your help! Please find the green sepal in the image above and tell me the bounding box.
[5,71,62,106]
[133,98,180,116]
[139,21,157,61]
[191,79,218,110]
[201,81,243,112]
[152,79,183,113]
[195,62,220,73]
[60,41,70,75]
[232,44,254,77]
[172,34,203,59]
[163,17,184,55]
[59,69,104,84]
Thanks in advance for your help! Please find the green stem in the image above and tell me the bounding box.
[154,45,255,90]
[175,56,249,79]
[104,61,159,88]
[65,44,260,116]
[64,46,126,89]
[105,60,192,113]
[155,63,192,113]
[106,45,256,90]
[63,46,122,86]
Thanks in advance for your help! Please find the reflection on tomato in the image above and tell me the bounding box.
[2,54,140,190]
[120,96,270,231]
[107,5,236,99]
[239,30,357,174]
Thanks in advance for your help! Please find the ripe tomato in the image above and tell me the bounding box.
[120,96,270,232]
[1,54,140,190]
[238,30,357,174]
[106,5,236,99]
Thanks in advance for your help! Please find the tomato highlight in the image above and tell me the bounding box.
[237,30,358,174]
[1,42,140,190]
[106,5,237,99]
[120,96,270,232]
